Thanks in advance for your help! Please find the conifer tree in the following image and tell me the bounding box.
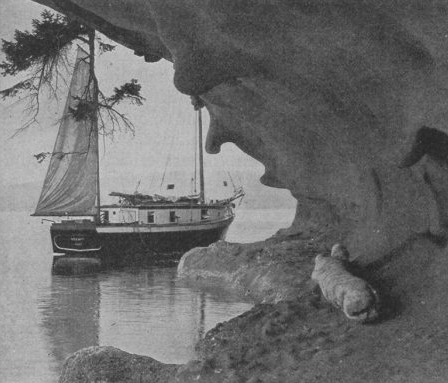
[1,10,144,141]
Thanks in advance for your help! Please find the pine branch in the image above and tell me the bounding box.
[0,10,86,76]
[106,79,145,107]
[1,9,144,140]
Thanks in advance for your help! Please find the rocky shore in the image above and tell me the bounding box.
[177,239,321,304]
[60,235,448,383]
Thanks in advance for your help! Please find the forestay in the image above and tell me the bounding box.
[34,47,98,216]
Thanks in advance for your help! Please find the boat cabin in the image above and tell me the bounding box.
[101,203,230,225]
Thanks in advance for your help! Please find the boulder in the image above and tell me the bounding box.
[178,239,320,303]
[59,346,178,383]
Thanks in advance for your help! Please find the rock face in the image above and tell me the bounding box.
[33,0,448,264]
[59,346,178,383]
[175,237,448,383]
[178,239,320,303]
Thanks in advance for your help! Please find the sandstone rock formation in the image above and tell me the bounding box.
[33,0,448,263]
[180,239,448,383]
[59,346,178,383]
[178,239,320,303]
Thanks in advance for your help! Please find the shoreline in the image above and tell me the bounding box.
[60,234,448,382]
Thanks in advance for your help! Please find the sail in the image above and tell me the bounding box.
[34,47,98,216]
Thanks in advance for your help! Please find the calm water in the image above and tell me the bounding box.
[0,208,294,383]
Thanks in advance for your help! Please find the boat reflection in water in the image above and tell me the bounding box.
[38,266,252,377]
[38,275,100,375]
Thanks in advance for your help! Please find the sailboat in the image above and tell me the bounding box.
[33,47,244,266]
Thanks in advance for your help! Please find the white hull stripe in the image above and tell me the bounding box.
[54,243,103,252]
[96,219,231,234]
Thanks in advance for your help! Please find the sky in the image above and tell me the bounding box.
[0,0,267,201]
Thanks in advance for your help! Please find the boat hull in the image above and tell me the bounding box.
[50,217,232,265]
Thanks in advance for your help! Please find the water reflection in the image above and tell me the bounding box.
[39,275,100,374]
[38,266,251,375]
[1,209,293,383]
[198,292,206,340]
[96,266,227,364]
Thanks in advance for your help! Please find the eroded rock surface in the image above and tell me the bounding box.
[175,237,448,383]
[59,346,178,383]
[178,239,320,303]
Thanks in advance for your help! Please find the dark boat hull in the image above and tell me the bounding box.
[50,218,232,265]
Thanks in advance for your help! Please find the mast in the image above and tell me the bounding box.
[198,109,205,204]
[88,29,101,223]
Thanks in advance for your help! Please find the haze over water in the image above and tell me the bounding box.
[0,208,295,383]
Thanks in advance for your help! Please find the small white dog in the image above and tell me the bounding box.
[311,244,380,323]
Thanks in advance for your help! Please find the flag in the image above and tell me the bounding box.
[167,184,175,190]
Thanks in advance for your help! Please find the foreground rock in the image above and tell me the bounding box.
[59,346,178,383]
[178,239,322,303]
[176,236,448,383]
[57,236,447,383]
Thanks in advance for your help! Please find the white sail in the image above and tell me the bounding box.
[34,47,98,216]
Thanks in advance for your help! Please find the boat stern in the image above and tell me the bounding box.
[50,220,101,254]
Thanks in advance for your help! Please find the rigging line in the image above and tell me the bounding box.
[219,156,229,190]
[101,131,106,159]
[217,149,237,191]
[171,107,186,191]
[159,119,178,189]
[172,107,185,188]
[147,172,156,193]
[134,180,141,193]
[157,102,178,192]
[227,171,237,190]
[236,172,243,187]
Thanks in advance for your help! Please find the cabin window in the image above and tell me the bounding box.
[201,209,209,220]
[169,211,177,223]
[113,211,116,215]
[147,211,155,223]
